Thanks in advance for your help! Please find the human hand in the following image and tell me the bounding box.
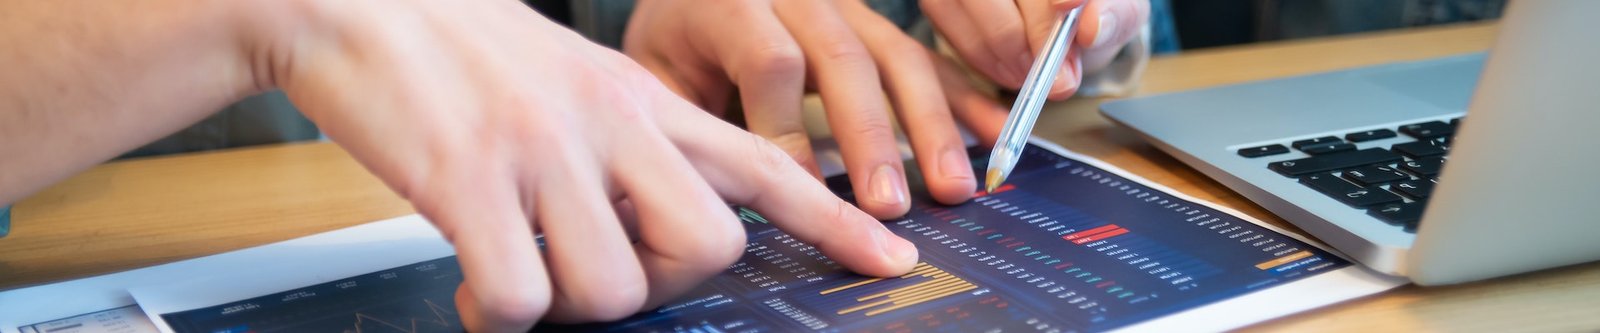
[242,0,917,331]
[921,0,1149,99]
[625,0,1007,219]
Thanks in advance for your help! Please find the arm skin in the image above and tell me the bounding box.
[0,1,918,332]
[0,0,260,204]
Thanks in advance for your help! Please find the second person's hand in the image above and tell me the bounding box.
[921,0,1149,99]
[625,0,1003,219]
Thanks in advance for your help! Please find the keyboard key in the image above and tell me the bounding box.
[1391,140,1448,158]
[1401,157,1445,177]
[1341,187,1404,207]
[1345,129,1397,142]
[1301,142,1356,155]
[1238,144,1289,158]
[1343,165,1409,186]
[1291,136,1343,149]
[1269,148,1403,176]
[1393,179,1436,199]
[1301,173,1361,193]
[1400,121,1454,139]
[1370,202,1426,225]
[1300,173,1403,207]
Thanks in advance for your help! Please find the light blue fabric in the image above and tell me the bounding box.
[1149,0,1180,54]
[1,205,10,238]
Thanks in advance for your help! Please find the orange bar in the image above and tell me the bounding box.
[1255,250,1314,270]
[1072,228,1129,245]
[1064,224,1122,241]
[820,277,885,295]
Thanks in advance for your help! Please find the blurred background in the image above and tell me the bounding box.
[126,0,1506,158]
[533,0,1507,54]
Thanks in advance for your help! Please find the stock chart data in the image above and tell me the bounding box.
[160,257,464,333]
[158,144,1350,333]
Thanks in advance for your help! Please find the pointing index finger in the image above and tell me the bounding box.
[656,98,919,278]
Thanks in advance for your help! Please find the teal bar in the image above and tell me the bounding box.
[0,205,10,238]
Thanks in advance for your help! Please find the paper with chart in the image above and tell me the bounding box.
[0,215,453,333]
[124,140,1404,333]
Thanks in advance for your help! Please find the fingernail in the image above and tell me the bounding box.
[870,164,907,206]
[940,149,973,181]
[1092,12,1118,49]
[1051,68,1072,95]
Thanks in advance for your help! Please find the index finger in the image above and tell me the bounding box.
[655,96,919,278]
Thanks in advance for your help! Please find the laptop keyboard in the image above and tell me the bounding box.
[1237,118,1461,233]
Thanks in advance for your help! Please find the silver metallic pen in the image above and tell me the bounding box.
[984,4,1086,192]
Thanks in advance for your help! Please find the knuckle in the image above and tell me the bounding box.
[681,218,749,276]
[819,200,857,243]
[708,216,750,266]
[765,131,814,165]
[849,118,898,141]
[477,289,551,328]
[559,282,647,322]
[750,137,798,182]
[984,22,1027,46]
[569,57,658,122]
[645,209,745,280]
[817,40,873,64]
[829,200,853,227]
[742,44,806,81]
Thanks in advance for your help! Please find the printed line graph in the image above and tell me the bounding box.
[345,299,457,333]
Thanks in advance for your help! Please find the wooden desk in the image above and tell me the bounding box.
[5,22,1596,331]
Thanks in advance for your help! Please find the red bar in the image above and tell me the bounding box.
[1072,228,1129,244]
[1063,224,1122,241]
[973,184,1017,197]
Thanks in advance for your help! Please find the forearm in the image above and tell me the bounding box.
[0,0,261,205]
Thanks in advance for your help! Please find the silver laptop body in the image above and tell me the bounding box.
[1100,0,1600,285]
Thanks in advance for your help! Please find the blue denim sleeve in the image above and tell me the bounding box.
[0,205,10,238]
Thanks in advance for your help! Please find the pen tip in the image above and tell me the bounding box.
[984,169,1005,193]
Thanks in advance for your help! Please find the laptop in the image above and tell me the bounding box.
[1099,0,1600,285]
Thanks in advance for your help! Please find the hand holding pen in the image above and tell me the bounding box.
[965,0,1148,191]
[986,2,1087,191]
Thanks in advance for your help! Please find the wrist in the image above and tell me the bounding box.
[227,0,324,94]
